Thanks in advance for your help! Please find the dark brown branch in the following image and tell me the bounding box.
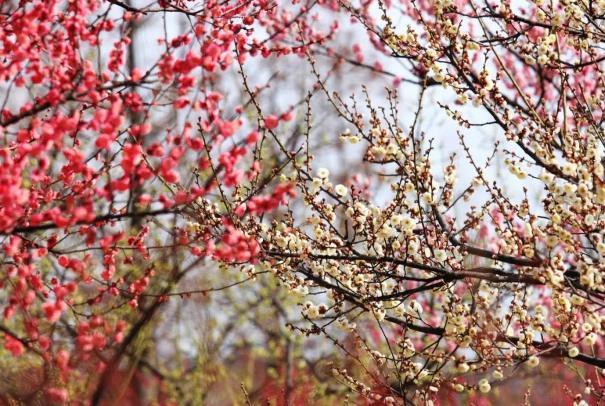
[5,208,180,235]
[431,206,543,267]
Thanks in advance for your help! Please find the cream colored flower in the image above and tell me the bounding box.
[334,184,347,197]
[527,355,540,368]
[478,378,491,393]
[317,168,330,179]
